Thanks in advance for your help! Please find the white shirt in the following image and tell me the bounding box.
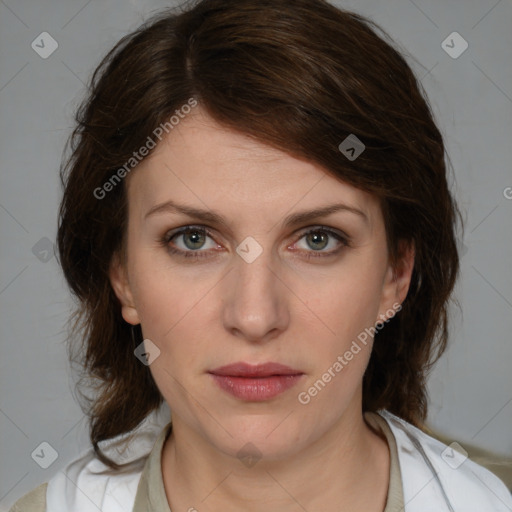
[10,408,512,511]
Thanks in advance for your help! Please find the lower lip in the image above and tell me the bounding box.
[209,374,303,401]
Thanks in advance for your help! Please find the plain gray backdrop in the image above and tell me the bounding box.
[1,0,511,509]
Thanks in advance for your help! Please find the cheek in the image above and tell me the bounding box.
[128,246,195,332]
[295,269,382,414]
[133,272,210,408]
[300,253,386,348]
[128,252,214,366]
[135,278,202,349]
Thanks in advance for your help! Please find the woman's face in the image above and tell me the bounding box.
[110,106,413,460]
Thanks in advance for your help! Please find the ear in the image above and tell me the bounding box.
[109,252,141,326]
[376,239,415,324]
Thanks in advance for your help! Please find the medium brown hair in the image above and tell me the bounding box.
[57,0,462,470]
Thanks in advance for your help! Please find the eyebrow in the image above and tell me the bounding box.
[144,199,368,227]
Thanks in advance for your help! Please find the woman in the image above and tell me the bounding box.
[9,0,512,510]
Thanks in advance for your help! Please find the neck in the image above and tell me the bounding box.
[161,404,389,512]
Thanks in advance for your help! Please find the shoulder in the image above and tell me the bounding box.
[379,410,512,511]
[43,443,147,512]
[43,409,170,511]
[8,482,47,512]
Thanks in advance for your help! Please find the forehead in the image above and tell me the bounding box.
[126,107,380,226]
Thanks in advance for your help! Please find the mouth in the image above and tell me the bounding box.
[208,362,304,401]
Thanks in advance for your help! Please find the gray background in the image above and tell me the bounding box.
[1,0,511,509]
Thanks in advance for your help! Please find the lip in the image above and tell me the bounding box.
[209,362,302,377]
[208,362,304,401]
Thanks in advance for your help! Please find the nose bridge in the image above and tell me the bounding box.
[235,243,276,297]
[222,238,288,341]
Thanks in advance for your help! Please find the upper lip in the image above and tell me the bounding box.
[209,362,303,377]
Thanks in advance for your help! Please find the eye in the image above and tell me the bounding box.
[291,227,349,259]
[162,226,220,258]
[160,225,349,260]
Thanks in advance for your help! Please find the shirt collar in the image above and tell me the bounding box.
[132,421,173,512]
[132,411,404,512]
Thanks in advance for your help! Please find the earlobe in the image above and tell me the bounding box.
[109,253,141,326]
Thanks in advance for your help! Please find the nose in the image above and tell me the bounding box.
[221,245,290,344]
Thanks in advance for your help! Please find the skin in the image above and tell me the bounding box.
[110,106,415,512]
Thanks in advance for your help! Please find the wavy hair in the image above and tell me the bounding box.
[57,0,462,470]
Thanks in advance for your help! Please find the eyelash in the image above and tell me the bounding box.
[160,225,350,260]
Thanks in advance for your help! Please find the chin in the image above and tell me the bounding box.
[202,413,310,462]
